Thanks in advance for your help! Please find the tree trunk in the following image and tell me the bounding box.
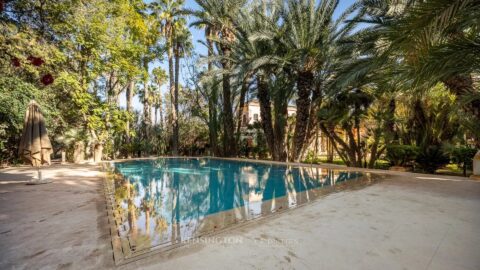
[327,136,333,163]
[220,46,236,157]
[385,97,397,143]
[292,71,313,162]
[320,123,357,167]
[168,32,177,155]
[208,85,219,156]
[273,97,288,161]
[206,27,219,156]
[257,74,275,159]
[300,82,322,160]
[126,81,134,158]
[143,60,151,144]
[346,125,361,167]
[172,50,180,155]
[235,80,248,146]
[73,141,85,164]
[159,92,164,130]
[367,128,385,168]
[355,116,362,166]
[93,143,103,163]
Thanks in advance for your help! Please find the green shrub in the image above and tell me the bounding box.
[386,145,419,166]
[415,145,450,174]
[448,146,477,176]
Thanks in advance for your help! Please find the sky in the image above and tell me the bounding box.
[121,0,357,117]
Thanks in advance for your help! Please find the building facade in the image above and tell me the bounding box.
[240,100,297,127]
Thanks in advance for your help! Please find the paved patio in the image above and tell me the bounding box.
[1,163,479,270]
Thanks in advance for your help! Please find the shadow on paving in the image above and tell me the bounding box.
[0,164,115,270]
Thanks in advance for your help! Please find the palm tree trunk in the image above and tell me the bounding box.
[355,115,362,165]
[320,123,355,167]
[168,32,177,155]
[208,86,219,155]
[235,80,248,146]
[220,46,236,157]
[159,92,164,130]
[385,97,397,143]
[206,28,219,156]
[292,70,313,162]
[257,74,275,159]
[143,60,151,145]
[273,98,288,161]
[173,49,180,155]
[326,137,333,163]
[299,82,322,160]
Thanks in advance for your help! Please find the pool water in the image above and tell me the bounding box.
[109,158,373,253]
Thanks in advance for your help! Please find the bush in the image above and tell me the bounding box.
[415,145,450,174]
[386,145,419,166]
[448,146,477,176]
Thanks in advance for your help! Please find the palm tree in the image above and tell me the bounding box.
[282,0,341,162]
[239,0,341,161]
[149,84,161,126]
[173,21,192,154]
[151,0,185,155]
[189,0,247,157]
[152,67,168,128]
[142,60,153,140]
[229,0,292,161]
[186,3,220,156]
[389,0,480,144]
[342,0,480,145]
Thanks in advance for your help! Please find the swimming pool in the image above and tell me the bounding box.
[105,157,378,262]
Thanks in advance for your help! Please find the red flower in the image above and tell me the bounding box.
[41,74,54,85]
[11,57,21,67]
[28,56,45,66]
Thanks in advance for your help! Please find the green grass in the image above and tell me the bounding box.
[303,155,391,170]
[373,159,390,170]
[304,154,471,177]
[303,156,346,166]
[435,163,472,177]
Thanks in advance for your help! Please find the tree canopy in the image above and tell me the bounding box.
[1,0,478,175]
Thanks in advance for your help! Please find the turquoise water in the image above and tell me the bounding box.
[111,158,369,251]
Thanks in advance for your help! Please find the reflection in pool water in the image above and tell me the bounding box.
[110,158,372,253]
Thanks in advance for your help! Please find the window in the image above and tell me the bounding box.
[253,113,259,121]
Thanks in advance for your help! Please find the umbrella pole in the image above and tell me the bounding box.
[36,165,42,182]
[28,164,50,185]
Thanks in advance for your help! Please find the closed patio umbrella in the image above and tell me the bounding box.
[18,100,53,184]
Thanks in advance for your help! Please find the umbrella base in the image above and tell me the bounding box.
[27,179,53,185]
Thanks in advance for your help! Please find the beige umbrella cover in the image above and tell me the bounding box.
[18,100,53,166]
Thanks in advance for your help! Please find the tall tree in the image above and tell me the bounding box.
[343,0,480,145]
[152,67,168,128]
[125,81,135,158]
[173,20,192,154]
[229,0,292,161]
[152,0,184,155]
[190,0,246,157]
[187,3,220,156]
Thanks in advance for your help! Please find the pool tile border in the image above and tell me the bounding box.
[101,157,384,265]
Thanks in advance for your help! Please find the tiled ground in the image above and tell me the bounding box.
[1,161,479,270]
[0,164,113,270]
